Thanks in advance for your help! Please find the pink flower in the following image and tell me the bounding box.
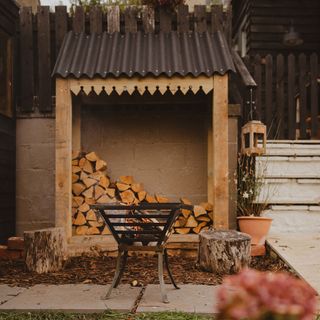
[217,269,317,320]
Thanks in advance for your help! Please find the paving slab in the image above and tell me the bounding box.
[268,233,320,294]
[137,284,220,314]
[0,284,140,312]
[0,285,26,305]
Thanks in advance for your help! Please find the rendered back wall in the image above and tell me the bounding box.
[81,104,208,204]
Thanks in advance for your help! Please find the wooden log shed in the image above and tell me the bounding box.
[52,5,236,245]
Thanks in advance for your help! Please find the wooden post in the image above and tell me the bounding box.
[72,96,81,153]
[56,79,72,239]
[212,75,229,229]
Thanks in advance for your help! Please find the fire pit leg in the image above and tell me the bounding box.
[158,251,169,303]
[114,250,128,288]
[164,249,180,289]
[104,249,123,299]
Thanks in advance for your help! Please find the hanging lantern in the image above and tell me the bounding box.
[241,120,267,156]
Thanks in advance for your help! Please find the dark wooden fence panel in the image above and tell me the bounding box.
[17,5,232,115]
[247,53,319,140]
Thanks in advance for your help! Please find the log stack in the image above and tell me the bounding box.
[72,151,213,236]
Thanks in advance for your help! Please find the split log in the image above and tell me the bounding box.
[74,212,87,225]
[72,165,81,173]
[193,205,207,218]
[193,221,207,234]
[101,226,111,235]
[181,209,192,219]
[85,198,96,205]
[116,182,130,191]
[131,183,144,193]
[145,193,157,203]
[72,173,79,183]
[24,227,67,274]
[85,151,98,162]
[97,194,113,203]
[94,185,106,200]
[72,183,86,196]
[180,197,192,205]
[185,215,198,227]
[120,189,136,204]
[175,227,191,234]
[87,226,100,235]
[155,194,169,203]
[96,159,107,171]
[78,202,90,213]
[82,186,94,198]
[99,175,110,188]
[198,230,251,274]
[76,225,88,235]
[119,175,134,185]
[138,190,146,201]
[106,188,116,198]
[86,209,97,221]
[83,159,94,174]
[83,177,97,188]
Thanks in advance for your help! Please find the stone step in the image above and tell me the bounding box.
[265,140,320,156]
[264,206,320,234]
[256,156,320,179]
[257,179,320,204]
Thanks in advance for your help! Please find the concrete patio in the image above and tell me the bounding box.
[0,284,220,314]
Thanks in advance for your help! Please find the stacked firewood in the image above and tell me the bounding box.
[72,151,213,236]
[174,199,213,234]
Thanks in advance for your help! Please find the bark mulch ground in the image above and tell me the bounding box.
[0,253,292,288]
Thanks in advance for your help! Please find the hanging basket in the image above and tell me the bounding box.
[241,120,267,156]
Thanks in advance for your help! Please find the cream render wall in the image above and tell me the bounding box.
[81,104,208,204]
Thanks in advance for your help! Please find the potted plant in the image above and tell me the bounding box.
[217,269,317,320]
[236,154,272,245]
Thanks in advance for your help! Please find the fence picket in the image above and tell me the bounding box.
[265,55,273,138]
[299,54,307,139]
[276,54,285,139]
[253,54,262,121]
[124,6,137,33]
[177,4,189,33]
[310,53,319,138]
[37,6,52,112]
[159,7,172,33]
[287,54,296,140]
[90,6,103,34]
[19,7,34,112]
[55,6,68,59]
[142,6,154,33]
[194,5,207,33]
[211,5,223,33]
[107,6,120,33]
[73,6,85,33]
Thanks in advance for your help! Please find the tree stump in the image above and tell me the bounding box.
[24,227,67,274]
[198,230,251,274]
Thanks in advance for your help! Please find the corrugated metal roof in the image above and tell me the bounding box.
[52,31,235,79]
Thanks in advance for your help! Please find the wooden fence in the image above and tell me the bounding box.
[244,53,319,140]
[17,4,231,115]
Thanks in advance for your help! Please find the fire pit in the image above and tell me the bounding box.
[91,202,193,303]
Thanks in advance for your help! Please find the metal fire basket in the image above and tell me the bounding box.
[91,202,193,303]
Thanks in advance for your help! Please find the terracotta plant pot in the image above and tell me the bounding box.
[237,216,273,245]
